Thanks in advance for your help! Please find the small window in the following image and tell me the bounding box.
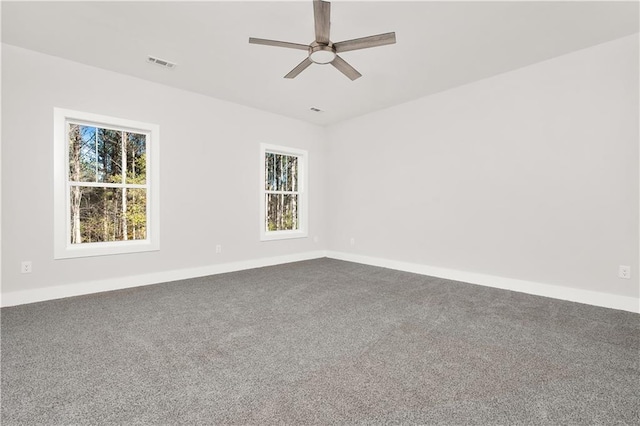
[260,144,308,241]
[54,108,159,258]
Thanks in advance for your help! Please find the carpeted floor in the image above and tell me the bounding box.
[1,258,639,425]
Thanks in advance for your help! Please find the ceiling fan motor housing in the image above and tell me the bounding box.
[309,42,336,64]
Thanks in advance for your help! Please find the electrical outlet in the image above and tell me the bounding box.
[618,265,630,279]
[215,245,222,254]
[313,236,319,243]
[350,237,355,246]
[21,261,32,274]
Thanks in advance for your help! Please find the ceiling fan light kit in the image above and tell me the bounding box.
[309,43,336,64]
[249,0,396,80]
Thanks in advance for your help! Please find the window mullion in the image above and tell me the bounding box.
[68,181,147,189]
[95,127,99,181]
[265,190,298,195]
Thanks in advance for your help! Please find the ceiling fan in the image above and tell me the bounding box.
[249,0,396,81]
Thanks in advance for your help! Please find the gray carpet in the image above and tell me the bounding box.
[1,258,639,425]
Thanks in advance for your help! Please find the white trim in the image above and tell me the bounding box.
[259,143,309,241]
[1,251,327,308]
[2,251,637,313]
[260,229,309,241]
[53,108,160,259]
[326,251,640,314]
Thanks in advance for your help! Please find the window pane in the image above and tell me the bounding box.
[266,193,299,231]
[265,152,298,191]
[285,155,298,192]
[68,124,98,182]
[125,132,146,184]
[265,152,276,191]
[124,188,147,240]
[70,186,148,244]
[97,128,123,184]
[70,187,120,243]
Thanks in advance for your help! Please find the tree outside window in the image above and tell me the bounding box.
[68,124,147,244]
[260,144,308,240]
[54,108,159,259]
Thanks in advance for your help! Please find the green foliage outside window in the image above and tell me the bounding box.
[68,124,148,244]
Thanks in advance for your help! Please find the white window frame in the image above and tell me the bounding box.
[53,108,160,259]
[260,143,308,241]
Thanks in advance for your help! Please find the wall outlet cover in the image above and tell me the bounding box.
[618,265,630,279]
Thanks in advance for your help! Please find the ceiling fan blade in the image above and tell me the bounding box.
[284,57,313,79]
[331,55,362,81]
[334,32,396,53]
[313,0,331,44]
[249,37,309,51]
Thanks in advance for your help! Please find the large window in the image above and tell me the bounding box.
[54,108,159,258]
[260,144,308,241]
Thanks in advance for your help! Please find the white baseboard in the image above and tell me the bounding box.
[3,250,638,314]
[326,251,640,314]
[0,251,327,308]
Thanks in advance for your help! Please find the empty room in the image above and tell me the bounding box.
[1,0,639,424]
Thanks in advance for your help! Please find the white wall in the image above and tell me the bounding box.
[1,44,327,301]
[326,35,639,301]
[3,35,638,310]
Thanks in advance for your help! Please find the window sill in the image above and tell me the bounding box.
[260,230,308,242]
[54,240,159,259]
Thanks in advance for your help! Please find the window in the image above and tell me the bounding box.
[54,108,159,258]
[260,144,308,241]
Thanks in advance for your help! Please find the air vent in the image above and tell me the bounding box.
[147,56,176,69]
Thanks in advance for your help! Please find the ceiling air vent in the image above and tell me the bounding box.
[147,56,176,69]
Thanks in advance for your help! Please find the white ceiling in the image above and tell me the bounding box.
[2,1,638,125]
